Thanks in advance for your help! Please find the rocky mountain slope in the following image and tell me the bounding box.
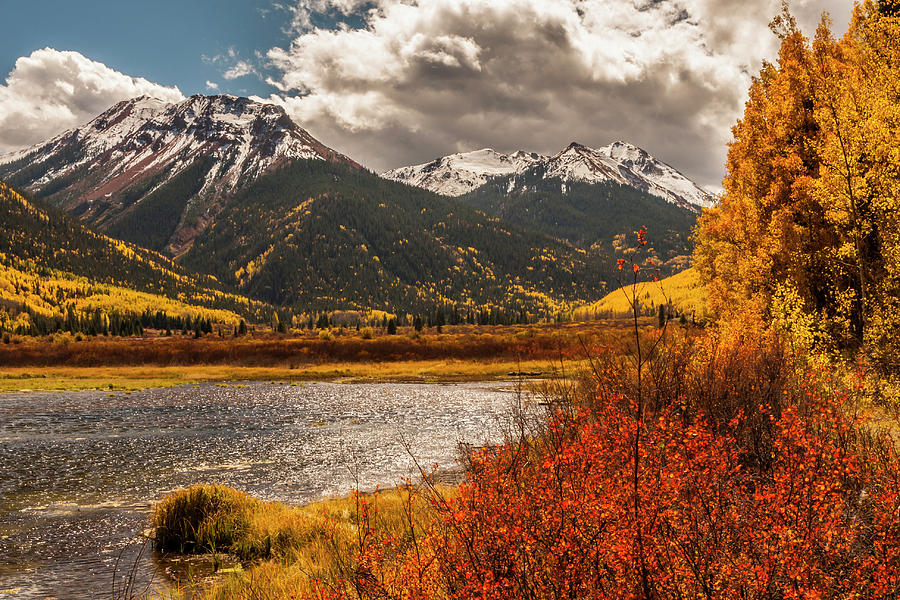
[383,141,715,211]
[0,94,359,255]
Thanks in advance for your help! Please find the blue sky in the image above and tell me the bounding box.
[0,0,297,97]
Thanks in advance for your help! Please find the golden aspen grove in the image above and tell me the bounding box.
[695,0,900,375]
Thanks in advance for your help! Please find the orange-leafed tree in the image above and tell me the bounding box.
[695,1,900,367]
[694,8,829,329]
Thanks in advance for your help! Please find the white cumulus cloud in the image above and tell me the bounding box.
[223,60,256,80]
[0,48,184,155]
[265,0,854,188]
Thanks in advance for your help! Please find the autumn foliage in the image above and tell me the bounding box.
[148,5,900,599]
[284,325,898,600]
[694,1,900,370]
[0,322,630,367]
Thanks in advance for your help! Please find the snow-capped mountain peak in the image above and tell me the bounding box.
[0,94,357,194]
[383,147,547,198]
[542,141,625,185]
[383,141,715,210]
[0,94,359,254]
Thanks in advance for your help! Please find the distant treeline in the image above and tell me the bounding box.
[296,306,557,332]
[0,305,224,338]
[1,299,574,340]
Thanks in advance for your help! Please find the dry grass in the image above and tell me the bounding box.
[0,321,637,368]
[153,484,447,599]
[0,358,582,392]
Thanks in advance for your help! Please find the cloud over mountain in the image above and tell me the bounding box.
[0,2,854,188]
[261,0,852,189]
[0,48,184,154]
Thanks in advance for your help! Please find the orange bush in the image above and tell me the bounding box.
[306,355,900,599]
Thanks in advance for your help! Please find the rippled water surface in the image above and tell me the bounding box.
[0,381,521,599]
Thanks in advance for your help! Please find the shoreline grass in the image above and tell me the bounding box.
[0,358,583,392]
[153,484,447,598]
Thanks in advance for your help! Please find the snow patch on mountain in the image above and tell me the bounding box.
[383,141,715,210]
[383,148,547,198]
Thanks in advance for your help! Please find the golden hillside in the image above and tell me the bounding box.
[572,267,708,321]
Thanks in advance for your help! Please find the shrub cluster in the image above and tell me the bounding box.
[315,326,900,599]
[154,320,900,599]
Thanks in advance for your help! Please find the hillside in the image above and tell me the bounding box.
[0,180,249,333]
[461,175,699,268]
[572,267,707,320]
[0,95,359,255]
[181,159,613,313]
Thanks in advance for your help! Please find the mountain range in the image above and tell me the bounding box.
[383,141,715,211]
[0,94,710,316]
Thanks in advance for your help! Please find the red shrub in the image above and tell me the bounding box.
[312,363,900,600]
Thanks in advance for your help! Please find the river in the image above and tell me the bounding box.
[0,380,525,599]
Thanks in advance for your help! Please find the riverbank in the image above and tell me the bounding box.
[0,357,578,392]
[1,380,515,599]
[0,320,646,392]
[153,484,446,597]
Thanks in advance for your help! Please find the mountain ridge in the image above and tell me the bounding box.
[383,140,715,211]
[0,94,360,255]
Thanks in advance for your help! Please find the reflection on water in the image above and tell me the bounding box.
[0,381,520,599]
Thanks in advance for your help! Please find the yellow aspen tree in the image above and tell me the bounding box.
[846,2,900,366]
[694,10,827,331]
[698,1,900,368]
[810,14,874,347]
